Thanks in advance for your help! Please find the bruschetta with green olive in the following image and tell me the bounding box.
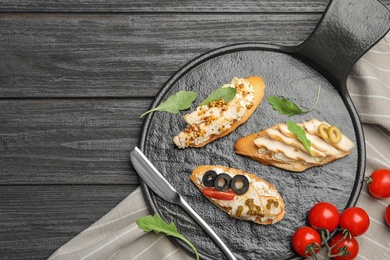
[235,119,355,172]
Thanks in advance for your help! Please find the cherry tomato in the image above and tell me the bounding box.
[202,187,235,200]
[292,226,321,257]
[365,169,390,199]
[385,204,390,227]
[339,207,370,236]
[329,233,359,260]
[308,202,340,232]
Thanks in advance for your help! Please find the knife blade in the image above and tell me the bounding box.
[130,146,237,260]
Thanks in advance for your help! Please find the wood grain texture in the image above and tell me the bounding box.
[0,0,332,13]
[2,0,388,13]
[0,13,319,98]
[0,185,137,259]
[0,99,150,184]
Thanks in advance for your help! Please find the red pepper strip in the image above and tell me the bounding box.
[202,187,235,200]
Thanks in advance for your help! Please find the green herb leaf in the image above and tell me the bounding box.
[268,85,321,116]
[267,96,304,116]
[137,214,200,260]
[140,90,198,118]
[199,86,236,106]
[287,121,319,164]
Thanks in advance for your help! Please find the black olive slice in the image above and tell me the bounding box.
[231,175,249,195]
[214,173,231,192]
[202,170,217,187]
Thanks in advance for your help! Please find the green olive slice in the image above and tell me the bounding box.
[318,123,330,140]
[231,175,249,195]
[327,125,342,144]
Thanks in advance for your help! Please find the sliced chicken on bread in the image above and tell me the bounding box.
[234,118,355,172]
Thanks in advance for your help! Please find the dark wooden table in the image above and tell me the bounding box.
[1,1,390,259]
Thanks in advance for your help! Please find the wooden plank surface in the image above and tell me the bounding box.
[1,0,388,13]
[0,0,331,13]
[2,0,390,259]
[0,99,147,185]
[0,13,319,98]
[0,185,136,259]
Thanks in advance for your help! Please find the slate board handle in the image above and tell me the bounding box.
[292,0,390,93]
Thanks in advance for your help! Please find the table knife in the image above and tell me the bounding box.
[130,146,237,260]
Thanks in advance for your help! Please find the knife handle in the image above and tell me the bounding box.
[179,196,237,260]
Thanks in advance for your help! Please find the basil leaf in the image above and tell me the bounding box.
[137,214,200,260]
[268,96,304,116]
[140,90,198,118]
[199,86,236,106]
[268,85,321,116]
[287,121,319,163]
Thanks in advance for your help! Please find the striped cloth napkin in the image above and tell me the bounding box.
[48,33,390,260]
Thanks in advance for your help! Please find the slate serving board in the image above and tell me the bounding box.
[139,49,359,260]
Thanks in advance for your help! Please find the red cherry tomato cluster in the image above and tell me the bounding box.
[365,168,390,227]
[292,202,370,259]
[292,168,390,259]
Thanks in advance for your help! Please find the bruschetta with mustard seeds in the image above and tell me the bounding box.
[173,76,266,148]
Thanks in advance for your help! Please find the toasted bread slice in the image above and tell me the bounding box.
[190,165,285,225]
[234,119,355,172]
[173,76,266,148]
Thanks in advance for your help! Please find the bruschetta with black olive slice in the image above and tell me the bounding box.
[190,165,285,225]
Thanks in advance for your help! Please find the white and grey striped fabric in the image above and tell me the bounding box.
[49,33,390,260]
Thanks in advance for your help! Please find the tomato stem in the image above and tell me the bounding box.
[364,175,373,184]
[323,230,351,259]
[328,245,352,258]
[320,228,330,247]
[320,229,332,260]
[306,242,320,260]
